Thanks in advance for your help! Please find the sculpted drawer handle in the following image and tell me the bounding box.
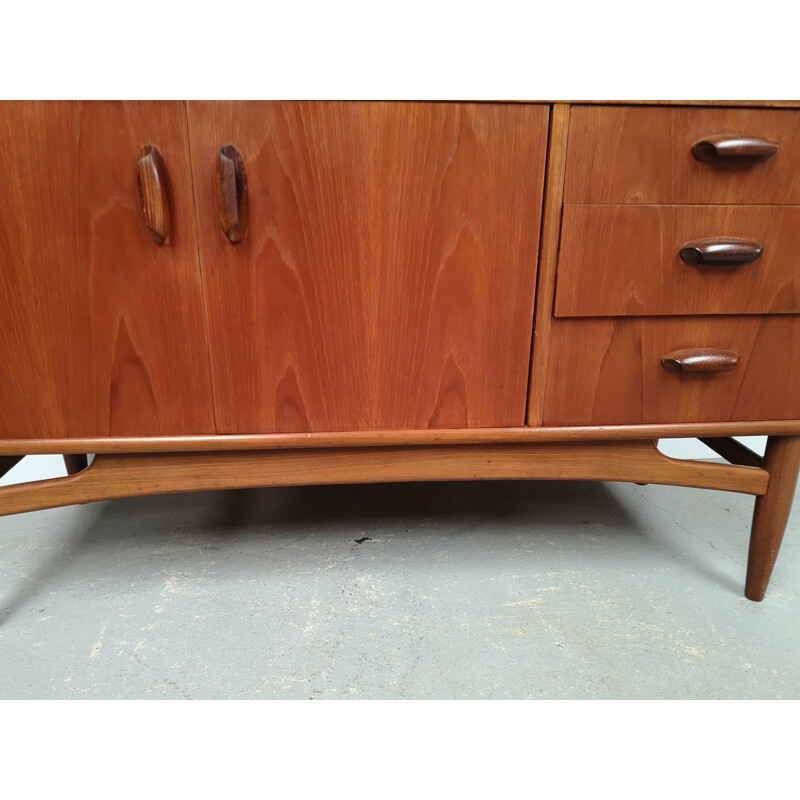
[680,238,763,267]
[662,349,739,374]
[136,145,171,245]
[692,135,778,165]
[218,144,248,244]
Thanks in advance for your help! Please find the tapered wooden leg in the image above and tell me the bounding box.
[746,436,800,601]
[62,454,88,476]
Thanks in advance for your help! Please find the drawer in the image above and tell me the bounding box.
[542,316,800,426]
[555,205,800,317]
[564,106,800,204]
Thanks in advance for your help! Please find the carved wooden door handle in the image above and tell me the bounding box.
[218,144,248,244]
[680,238,763,267]
[136,145,171,245]
[692,135,778,165]
[662,349,739,374]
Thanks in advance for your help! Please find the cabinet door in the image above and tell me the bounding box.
[0,101,215,439]
[187,102,547,433]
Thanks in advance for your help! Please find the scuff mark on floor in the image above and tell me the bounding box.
[90,624,107,658]
[506,598,545,607]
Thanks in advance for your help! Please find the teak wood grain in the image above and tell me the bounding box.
[186,101,548,433]
[564,106,800,204]
[543,316,800,426]
[135,145,171,245]
[4,419,800,455]
[527,104,570,426]
[2,99,799,603]
[0,441,769,518]
[746,435,800,600]
[0,101,215,438]
[556,205,800,316]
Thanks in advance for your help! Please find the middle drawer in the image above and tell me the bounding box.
[555,205,800,317]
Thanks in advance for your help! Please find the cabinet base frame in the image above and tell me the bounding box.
[2,437,798,601]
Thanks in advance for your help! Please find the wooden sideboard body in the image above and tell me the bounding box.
[2,100,799,601]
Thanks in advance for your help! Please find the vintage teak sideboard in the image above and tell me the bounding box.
[1,101,799,601]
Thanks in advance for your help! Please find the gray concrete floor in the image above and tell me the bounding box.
[1,475,799,699]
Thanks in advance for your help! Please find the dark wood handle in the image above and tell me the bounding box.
[662,349,739,374]
[680,238,763,267]
[136,145,171,245]
[692,135,778,165]
[218,144,248,244]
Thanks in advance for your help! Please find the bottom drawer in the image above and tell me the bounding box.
[542,316,800,426]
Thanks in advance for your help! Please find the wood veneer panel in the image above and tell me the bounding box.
[0,101,214,438]
[556,205,800,316]
[543,316,800,426]
[564,106,800,204]
[187,101,548,433]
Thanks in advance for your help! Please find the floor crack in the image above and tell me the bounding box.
[631,486,744,565]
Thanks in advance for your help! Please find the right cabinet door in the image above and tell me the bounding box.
[186,102,548,434]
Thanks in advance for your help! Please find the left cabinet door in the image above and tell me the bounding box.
[0,102,215,438]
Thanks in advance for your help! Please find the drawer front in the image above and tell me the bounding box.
[564,106,800,204]
[555,205,800,317]
[542,316,800,426]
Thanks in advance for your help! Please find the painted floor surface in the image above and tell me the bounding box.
[1,477,798,699]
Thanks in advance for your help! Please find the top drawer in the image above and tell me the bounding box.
[564,106,800,204]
